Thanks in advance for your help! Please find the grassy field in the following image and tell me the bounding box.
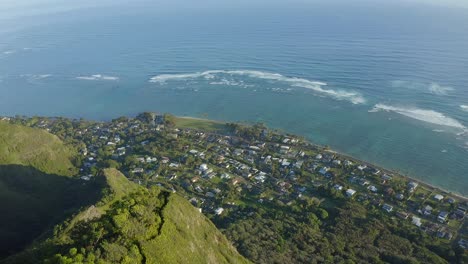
[174,116,228,132]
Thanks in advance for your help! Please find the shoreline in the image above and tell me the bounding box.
[176,115,468,202]
[3,113,467,201]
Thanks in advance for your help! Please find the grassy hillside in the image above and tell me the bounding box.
[0,121,77,176]
[5,169,249,264]
[0,122,100,259]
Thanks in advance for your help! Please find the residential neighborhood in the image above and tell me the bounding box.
[5,113,467,253]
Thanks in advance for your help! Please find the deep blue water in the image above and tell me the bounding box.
[0,2,467,195]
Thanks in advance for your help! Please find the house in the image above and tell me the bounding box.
[333,184,343,191]
[214,207,224,215]
[346,189,356,197]
[221,173,231,179]
[189,149,199,155]
[169,163,179,168]
[359,179,370,186]
[255,174,266,183]
[191,176,200,183]
[458,239,468,249]
[368,185,378,193]
[382,204,393,213]
[199,164,208,172]
[294,160,304,169]
[381,174,392,181]
[438,211,449,223]
[423,205,433,215]
[146,157,157,163]
[433,194,444,202]
[396,211,409,219]
[319,167,330,175]
[395,193,405,201]
[408,181,419,192]
[357,164,367,171]
[332,159,341,165]
[249,145,261,151]
[117,147,126,156]
[80,175,91,181]
[132,168,144,173]
[412,216,422,227]
[455,206,467,218]
[315,154,322,160]
[195,185,203,193]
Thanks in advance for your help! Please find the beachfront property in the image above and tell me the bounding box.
[408,181,419,192]
[434,194,444,202]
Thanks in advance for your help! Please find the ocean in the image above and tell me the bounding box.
[0,1,467,195]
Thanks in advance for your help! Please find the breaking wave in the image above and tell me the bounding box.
[76,74,119,81]
[150,70,365,104]
[461,105,468,112]
[371,104,466,130]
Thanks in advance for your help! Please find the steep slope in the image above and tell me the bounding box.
[0,122,99,259]
[5,169,249,264]
[0,121,76,176]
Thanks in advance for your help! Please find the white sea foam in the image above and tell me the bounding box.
[371,104,466,130]
[428,83,454,95]
[461,105,468,112]
[391,80,454,95]
[21,74,52,80]
[77,74,119,81]
[150,70,365,104]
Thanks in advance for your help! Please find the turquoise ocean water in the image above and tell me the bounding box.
[0,1,467,195]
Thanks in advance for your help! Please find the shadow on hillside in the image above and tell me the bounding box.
[0,165,103,260]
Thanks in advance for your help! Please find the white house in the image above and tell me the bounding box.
[412,216,422,227]
[199,164,208,172]
[346,189,356,197]
[434,194,444,202]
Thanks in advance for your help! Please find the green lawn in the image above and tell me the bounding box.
[174,117,228,132]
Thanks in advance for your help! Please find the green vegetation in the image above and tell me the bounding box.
[173,116,228,132]
[5,169,248,264]
[0,122,100,258]
[1,114,466,264]
[0,121,77,176]
[218,199,456,263]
